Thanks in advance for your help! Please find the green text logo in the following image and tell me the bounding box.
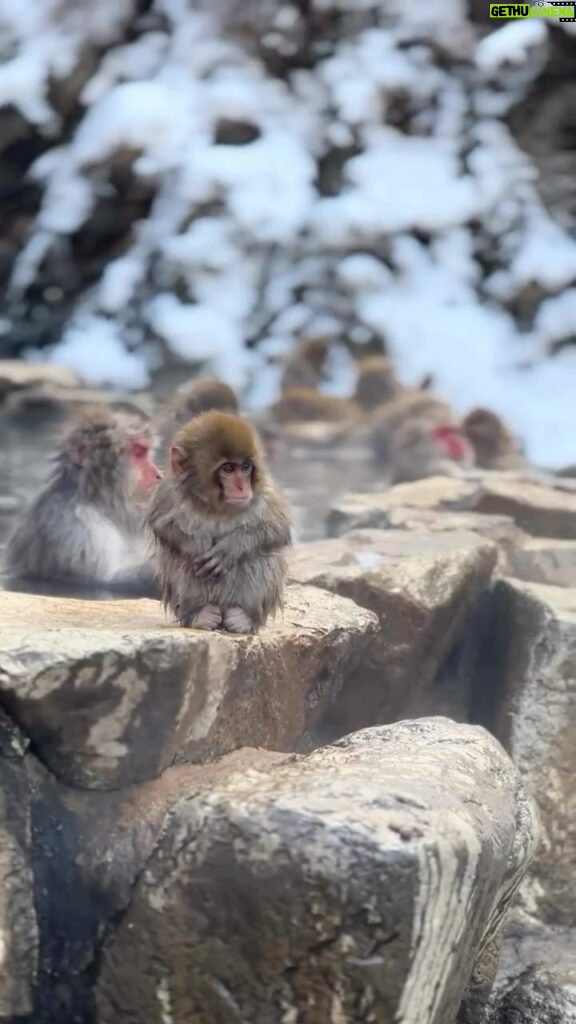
[490,2,576,15]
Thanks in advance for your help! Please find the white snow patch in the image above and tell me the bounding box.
[148,294,250,385]
[73,81,191,174]
[476,20,547,74]
[535,289,576,346]
[43,317,150,390]
[99,254,147,314]
[313,132,480,241]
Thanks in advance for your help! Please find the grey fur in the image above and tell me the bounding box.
[4,409,158,594]
[148,476,291,631]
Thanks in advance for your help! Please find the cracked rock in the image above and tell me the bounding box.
[95,718,538,1024]
[289,528,497,735]
[473,579,576,925]
[0,586,377,790]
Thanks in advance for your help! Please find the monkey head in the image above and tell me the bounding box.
[170,411,263,513]
[63,407,161,502]
[174,378,240,421]
[462,407,517,462]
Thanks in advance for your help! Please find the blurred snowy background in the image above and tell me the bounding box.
[0,0,575,465]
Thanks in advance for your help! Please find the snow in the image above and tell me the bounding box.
[73,81,191,174]
[38,317,150,390]
[147,293,250,386]
[535,289,576,347]
[1,0,575,466]
[476,20,548,74]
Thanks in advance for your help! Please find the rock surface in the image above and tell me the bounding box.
[29,747,289,1024]
[328,474,576,541]
[472,579,576,925]
[489,912,576,1024]
[3,384,153,422]
[0,587,377,790]
[289,528,497,735]
[327,495,524,567]
[510,537,576,588]
[0,360,80,397]
[95,718,538,1024]
[0,753,38,1019]
[492,967,576,1024]
[472,477,576,540]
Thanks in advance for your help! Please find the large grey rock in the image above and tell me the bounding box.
[327,477,478,533]
[472,579,576,925]
[510,537,576,587]
[329,475,576,541]
[0,587,377,790]
[95,718,538,1024]
[0,360,80,399]
[472,477,576,540]
[28,748,288,1024]
[492,967,576,1024]
[489,911,576,1024]
[3,384,153,423]
[0,750,38,1018]
[289,529,497,734]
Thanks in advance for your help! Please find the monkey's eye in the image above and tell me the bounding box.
[131,442,148,458]
[220,463,236,475]
[240,459,252,472]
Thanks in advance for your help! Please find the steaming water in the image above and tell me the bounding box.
[0,414,383,574]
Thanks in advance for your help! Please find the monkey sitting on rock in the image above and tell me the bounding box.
[147,411,291,634]
[4,406,161,594]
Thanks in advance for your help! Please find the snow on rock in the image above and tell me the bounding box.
[36,317,150,390]
[0,0,574,465]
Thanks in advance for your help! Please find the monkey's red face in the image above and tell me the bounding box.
[129,438,161,494]
[432,424,471,463]
[216,458,254,507]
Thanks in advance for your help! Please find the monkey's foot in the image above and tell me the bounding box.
[222,607,254,634]
[189,605,223,631]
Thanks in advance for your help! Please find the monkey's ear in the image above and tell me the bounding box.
[170,444,185,475]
